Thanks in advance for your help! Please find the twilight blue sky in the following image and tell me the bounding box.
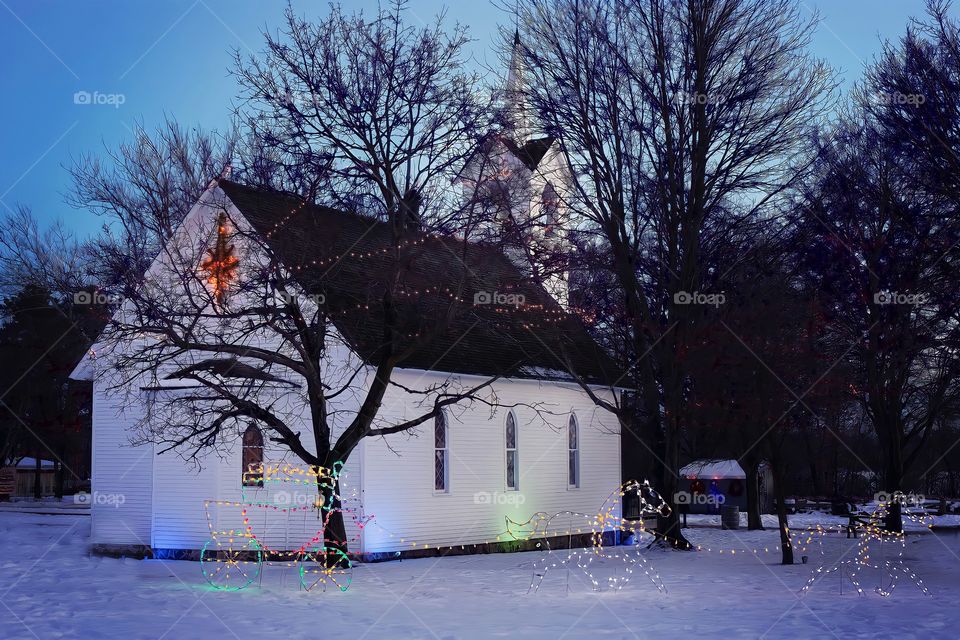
[0,0,951,238]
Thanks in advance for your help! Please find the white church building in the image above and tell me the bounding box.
[71,38,627,561]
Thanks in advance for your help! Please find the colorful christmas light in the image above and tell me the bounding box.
[201,462,364,592]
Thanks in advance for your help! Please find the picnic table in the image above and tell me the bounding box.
[845,505,936,537]
[845,511,880,538]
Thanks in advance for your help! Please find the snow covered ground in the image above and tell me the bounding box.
[3,508,960,639]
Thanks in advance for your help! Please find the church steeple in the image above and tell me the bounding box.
[504,30,532,143]
[457,31,572,309]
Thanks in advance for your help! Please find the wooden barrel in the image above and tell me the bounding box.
[720,505,740,530]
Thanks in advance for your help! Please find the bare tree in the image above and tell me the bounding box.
[0,285,98,498]
[232,0,490,234]
[795,95,960,532]
[689,236,851,561]
[0,205,87,299]
[508,0,834,548]
[100,186,537,555]
[67,117,238,292]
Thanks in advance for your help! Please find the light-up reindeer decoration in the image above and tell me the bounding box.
[507,480,671,594]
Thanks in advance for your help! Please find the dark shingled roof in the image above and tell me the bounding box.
[219,180,622,387]
[503,135,556,171]
[466,133,557,174]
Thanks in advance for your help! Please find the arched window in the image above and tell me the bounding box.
[242,425,264,487]
[541,182,560,237]
[434,410,449,492]
[505,412,519,490]
[568,414,580,488]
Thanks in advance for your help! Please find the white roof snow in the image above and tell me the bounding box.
[680,459,746,479]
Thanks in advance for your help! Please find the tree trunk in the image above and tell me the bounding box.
[655,509,692,549]
[54,444,65,500]
[949,459,958,498]
[33,451,42,500]
[770,460,793,564]
[833,443,840,495]
[884,500,903,534]
[655,417,692,549]
[618,402,650,484]
[54,462,64,500]
[318,475,349,566]
[744,458,764,530]
[805,444,822,497]
[883,452,904,533]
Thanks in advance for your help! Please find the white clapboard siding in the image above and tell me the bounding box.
[90,387,153,546]
[360,370,620,553]
[147,387,366,554]
[151,448,220,550]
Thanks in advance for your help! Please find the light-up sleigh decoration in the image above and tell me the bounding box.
[201,462,367,592]
[508,480,672,594]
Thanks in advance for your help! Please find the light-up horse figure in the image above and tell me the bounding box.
[507,480,672,594]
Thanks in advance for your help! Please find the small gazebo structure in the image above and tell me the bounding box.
[678,459,770,515]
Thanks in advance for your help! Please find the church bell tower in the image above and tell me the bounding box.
[459,32,573,308]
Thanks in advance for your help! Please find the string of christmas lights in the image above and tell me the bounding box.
[800,497,932,598]
[508,481,847,595]
[358,513,830,558]
[218,198,575,317]
[263,200,310,239]
[216,200,598,329]
[288,236,430,271]
[272,291,576,326]
[272,277,584,322]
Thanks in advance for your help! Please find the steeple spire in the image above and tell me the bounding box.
[504,30,532,143]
